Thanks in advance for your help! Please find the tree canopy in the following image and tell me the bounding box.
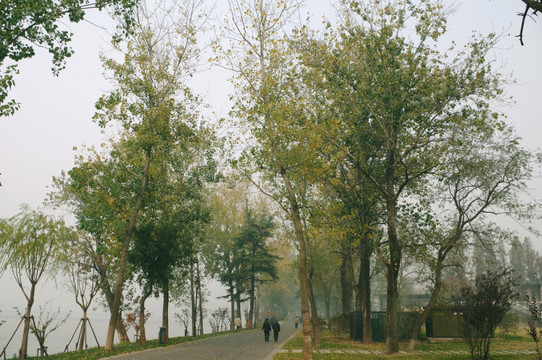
[0,0,138,116]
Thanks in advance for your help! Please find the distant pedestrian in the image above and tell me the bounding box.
[272,320,280,342]
[294,316,299,329]
[262,318,271,342]
[235,317,241,330]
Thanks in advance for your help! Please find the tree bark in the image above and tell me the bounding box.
[281,169,313,360]
[385,198,401,354]
[248,261,255,328]
[162,280,169,341]
[307,272,321,349]
[105,147,152,350]
[306,235,321,349]
[139,287,152,344]
[197,260,204,335]
[79,310,88,351]
[229,282,235,330]
[190,260,197,336]
[94,251,129,342]
[408,253,445,350]
[19,282,36,359]
[340,251,353,315]
[360,234,373,344]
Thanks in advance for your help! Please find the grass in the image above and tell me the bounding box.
[274,329,539,360]
[20,330,243,360]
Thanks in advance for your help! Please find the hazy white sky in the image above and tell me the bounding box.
[0,1,541,224]
[0,0,541,355]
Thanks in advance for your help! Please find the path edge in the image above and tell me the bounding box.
[264,328,301,360]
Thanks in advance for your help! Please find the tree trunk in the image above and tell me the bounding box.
[20,282,36,359]
[139,287,152,344]
[229,282,235,330]
[408,255,444,350]
[236,287,242,323]
[385,262,400,354]
[384,143,401,355]
[281,169,313,360]
[247,264,255,329]
[385,195,401,354]
[162,280,169,341]
[254,285,260,327]
[340,252,353,315]
[97,265,129,342]
[360,235,373,344]
[306,234,321,349]
[105,147,152,350]
[79,309,88,351]
[190,260,197,337]
[197,260,204,335]
[307,273,321,349]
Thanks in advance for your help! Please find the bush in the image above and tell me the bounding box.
[329,314,349,337]
[498,311,519,338]
[527,294,542,360]
[454,269,518,360]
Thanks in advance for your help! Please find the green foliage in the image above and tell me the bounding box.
[0,204,73,277]
[233,208,278,283]
[527,294,542,360]
[0,0,138,116]
[498,312,520,339]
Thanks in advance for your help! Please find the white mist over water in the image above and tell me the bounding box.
[0,274,229,358]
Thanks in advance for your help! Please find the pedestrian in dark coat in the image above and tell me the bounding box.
[272,320,280,342]
[262,318,271,342]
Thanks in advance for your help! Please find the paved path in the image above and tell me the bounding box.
[104,322,298,360]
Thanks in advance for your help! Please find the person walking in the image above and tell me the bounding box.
[262,318,271,342]
[272,320,280,342]
[235,317,241,330]
[294,316,299,329]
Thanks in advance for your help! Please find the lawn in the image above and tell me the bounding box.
[274,329,539,360]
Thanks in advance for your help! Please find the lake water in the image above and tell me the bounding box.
[0,276,228,358]
[0,302,207,358]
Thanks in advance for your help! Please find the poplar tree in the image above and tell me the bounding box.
[92,0,206,349]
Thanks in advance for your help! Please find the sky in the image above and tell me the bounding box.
[0,0,542,356]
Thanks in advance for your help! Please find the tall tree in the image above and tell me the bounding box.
[219,1,318,357]
[234,208,278,328]
[301,0,508,353]
[404,125,536,349]
[203,181,248,329]
[94,0,206,349]
[49,143,136,343]
[0,0,138,116]
[0,205,72,359]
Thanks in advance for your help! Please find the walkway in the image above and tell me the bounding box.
[103,322,298,360]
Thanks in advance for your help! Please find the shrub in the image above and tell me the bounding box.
[527,294,542,360]
[498,311,519,338]
[454,269,518,360]
[329,314,349,337]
